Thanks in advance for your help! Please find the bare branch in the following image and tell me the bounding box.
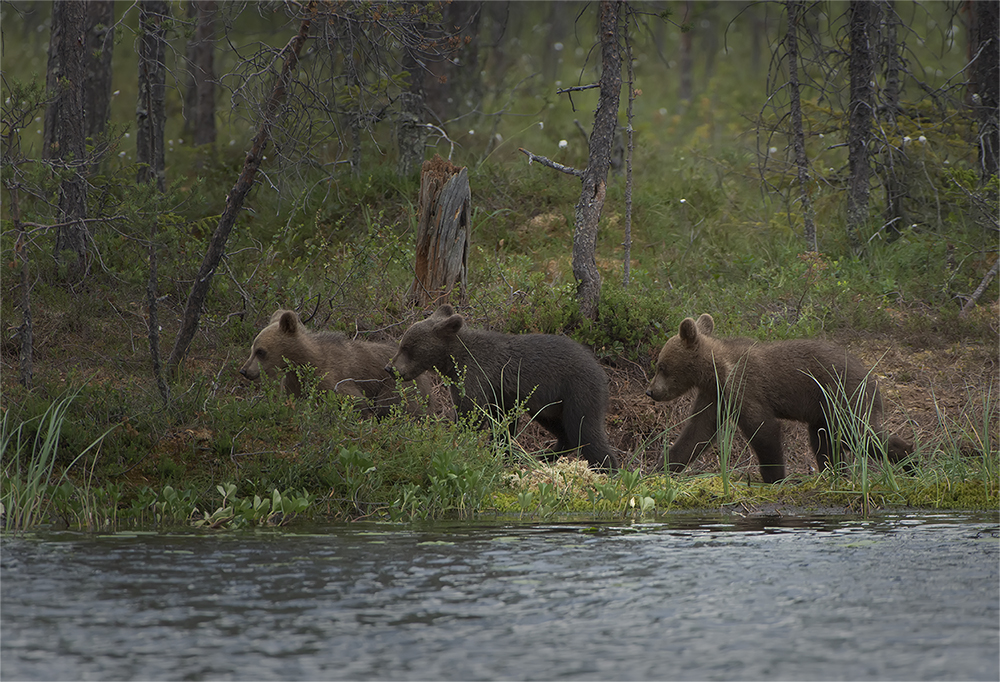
[518,147,584,178]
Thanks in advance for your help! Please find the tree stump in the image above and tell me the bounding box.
[408,155,470,307]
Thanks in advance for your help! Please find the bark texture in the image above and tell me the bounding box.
[846,0,875,250]
[973,0,999,181]
[44,0,89,277]
[185,0,217,147]
[408,155,471,307]
[785,0,817,252]
[137,0,169,191]
[84,1,115,145]
[573,0,622,321]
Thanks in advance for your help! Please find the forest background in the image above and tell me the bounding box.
[1,0,997,529]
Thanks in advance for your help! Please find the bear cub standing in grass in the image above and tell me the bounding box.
[387,305,619,470]
[646,313,913,483]
[240,309,433,417]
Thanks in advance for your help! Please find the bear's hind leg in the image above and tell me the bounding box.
[743,417,786,483]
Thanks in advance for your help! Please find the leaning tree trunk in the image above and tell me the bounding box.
[574,0,622,321]
[846,0,875,251]
[166,9,313,376]
[408,155,471,307]
[137,0,168,191]
[785,0,817,252]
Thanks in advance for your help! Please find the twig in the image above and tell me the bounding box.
[518,147,584,177]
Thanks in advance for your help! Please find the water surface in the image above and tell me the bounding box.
[2,512,997,681]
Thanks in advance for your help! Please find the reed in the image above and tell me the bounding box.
[1,389,112,532]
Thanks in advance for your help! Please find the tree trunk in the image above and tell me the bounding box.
[44,0,89,278]
[397,44,428,177]
[974,0,999,181]
[186,0,217,147]
[137,0,168,191]
[678,0,693,104]
[785,0,817,252]
[846,0,875,251]
[166,10,313,376]
[84,1,114,146]
[880,0,906,240]
[574,0,622,320]
[408,155,471,307]
[423,1,482,123]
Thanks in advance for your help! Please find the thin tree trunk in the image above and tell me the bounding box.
[881,0,905,241]
[974,0,999,181]
[84,1,114,146]
[623,7,634,288]
[397,43,428,177]
[846,0,875,251]
[166,10,314,376]
[574,0,622,320]
[189,0,217,147]
[785,0,817,252]
[139,0,172,403]
[408,155,471,307]
[45,0,89,278]
[678,0,693,104]
[137,0,168,191]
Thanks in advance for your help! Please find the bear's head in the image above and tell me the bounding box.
[387,304,463,381]
[239,309,304,382]
[645,313,715,402]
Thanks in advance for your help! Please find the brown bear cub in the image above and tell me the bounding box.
[646,313,913,483]
[387,305,619,470]
[240,309,433,417]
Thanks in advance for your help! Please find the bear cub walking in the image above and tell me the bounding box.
[646,313,913,483]
[387,305,619,470]
[240,309,433,417]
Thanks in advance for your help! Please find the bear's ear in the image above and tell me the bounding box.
[695,313,714,336]
[432,304,455,319]
[678,317,700,346]
[434,312,464,337]
[278,310,300,335]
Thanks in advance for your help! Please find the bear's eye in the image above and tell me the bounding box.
[255,348,267,359]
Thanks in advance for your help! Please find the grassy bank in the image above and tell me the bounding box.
[1,3,997,531]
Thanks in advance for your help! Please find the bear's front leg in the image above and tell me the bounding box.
[667,393,717,473]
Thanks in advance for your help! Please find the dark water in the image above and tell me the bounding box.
[2,512,997,681]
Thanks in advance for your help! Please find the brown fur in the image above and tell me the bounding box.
[646,313,914,483]
[387,305,618,470]
[240,309,434,417]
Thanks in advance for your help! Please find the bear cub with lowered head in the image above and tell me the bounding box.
[387,305,619,470]
[646,313,913,483]
[240,309,433,417]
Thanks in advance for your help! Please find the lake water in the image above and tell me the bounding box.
[2,512,997,681]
